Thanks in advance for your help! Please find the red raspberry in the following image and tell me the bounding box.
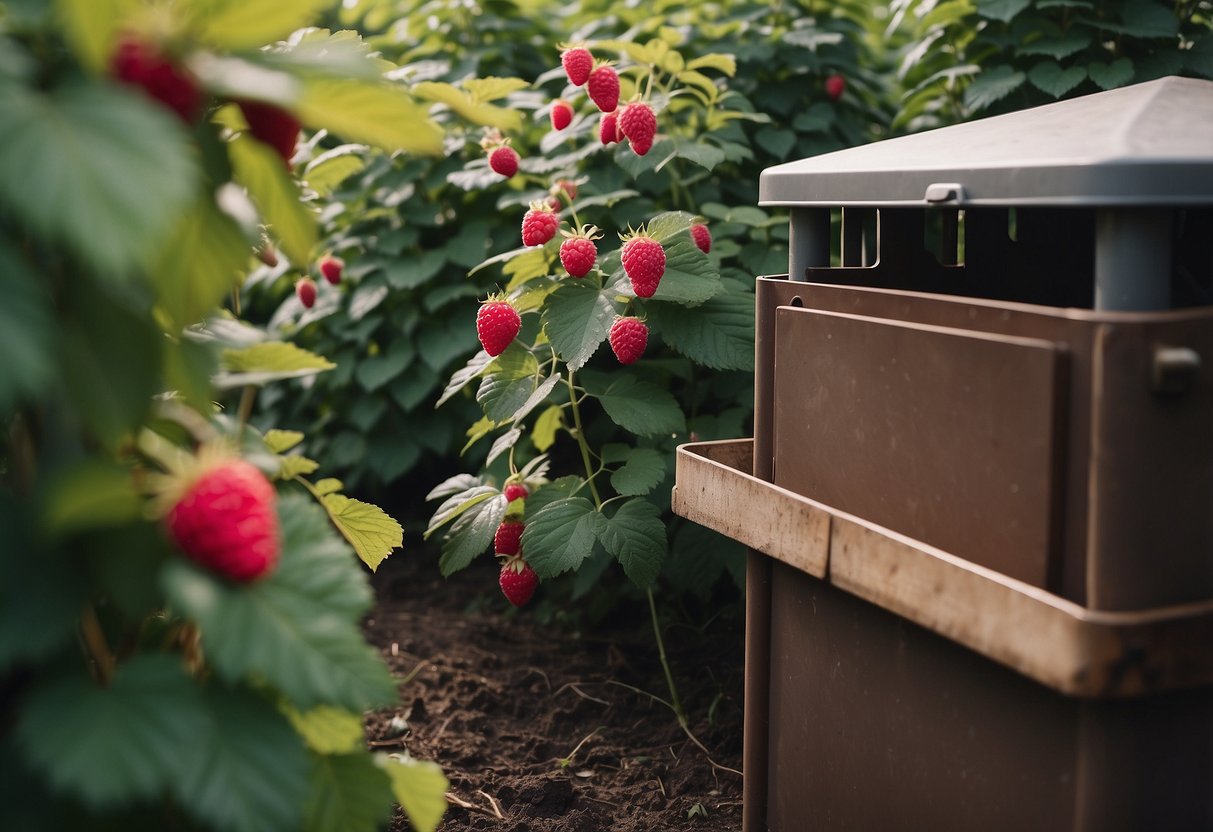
[619,101,657,156]
[547,179,577,211]
[504,483,529,502]
[522,202,560,247]
[690,223,712,254]
[561,47,593,87]
[825,73,845,101]
[587,65,620,113]
[296,277,317,308]
[238,100,301,167]
[559,225,602,278]
[109,35,203,123]
[494,520,524,556]
[608,316,648,365]
[550,99,573,130]
[489,145,519,178]
[165,458,280,582]
[499,558,538,607]
[600,111,620,145]
[318,254,344,285]
[476,299,521,357]
[621,233,666,298]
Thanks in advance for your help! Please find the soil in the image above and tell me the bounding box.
[363,553,745,832]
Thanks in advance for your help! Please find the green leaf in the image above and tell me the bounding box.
[55,0,138,70]
[477,356,541,423]
[541,281,619,371]
[384,250,445,289]
[321,494,403,571]
[379,754,449,832]
[412,81,524,131]
[298,79,444,155]
[1084,0,1178,37]
[229,134,317,265]
[610,448,668,497]
[303,144,368,196]
[792,101,836,132]
[754,127,796,159]
[1016,31,1092,59]
[42,460,142,535]
[356,346,414,392]
[265,429,305,453]
[646,279,754,370]
[315,478,343,496]
[0,241,53,410]
[426,485,500,536]
[150,196,249,330]
[1027,62,1087,97]
[976,0,1030,21]
[670,139,727,171]
[963,65,1027,110]
[438,492,508,575]
[218,342,336,388]
[163,495,397,711]
[436,350,494,408]
[280,455,321,479]
[532,404,564,452]
[685,53,737,76]
[590,376,686,437]
[462,76,530,102]
[178,686,309,832]
[599,499,666,589]
[304,752,394,832]
[616,239,722,306]
[1087,58,1134,90]
[644,211,698,243]
[193,0,334,50]
[16,656,206,807]
[486,426,523,466]
[283,704,366,755]
[522,498,604,580]
[0,82,198,280]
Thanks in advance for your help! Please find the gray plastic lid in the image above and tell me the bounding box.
[759,76,1213,208]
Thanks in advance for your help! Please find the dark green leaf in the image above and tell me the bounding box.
[1016,31,1092,60]
[610,448,669,497]
[1086,58,1135,90]
[436,350,494,408]
[615,239,721,307]
[486,427,522,466]
[648,278,754,371]
[591,376,686,437]
[17,656,206,807]
[599,499,666,589]
[438,492,508,575]
[0,83,198,280]
[163,495,397,711]
[384,251,445,289]
[0,240,53,410]
[963,65,1027,110]
[356,345,415,392]
[754,127,797,159]
[523,498,604,579]
[390,364,439,412]
[177,686,309,832]
[303,752,394,832]
[976,0,1031,22]
[670,139,727,171]
[541,281,619,371]
[525,476,583,517]
[1027,62,1087,98]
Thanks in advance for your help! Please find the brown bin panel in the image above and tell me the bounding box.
[1087,319,1213,610]
[773,306,1065,588]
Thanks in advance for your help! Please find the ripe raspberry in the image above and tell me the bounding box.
[499,558,538,607]
[318,254,344,285]
[559,225,602,278]
[165,458,280,582]
[586,65,620,113]
[548,179,578,211]
[561,46,593,87]
[489,145,519,178]
[238,100,301,167]
[825,73,845,101]
[550,99,573,131]
[690,223,712,254]
[619,101,657,156]
[110,35,203,123]
[504,483,529,502]
[609,316,649,365]
[621,232,666,298]
[599,111,620,145]
[494,520,524,556]
[521,202,560,247]
[296,277,317,308]
[476,298,521,357]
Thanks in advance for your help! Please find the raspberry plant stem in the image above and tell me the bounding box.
[648,587,686,724]
[80,603,116,685]
[564,369,602,508]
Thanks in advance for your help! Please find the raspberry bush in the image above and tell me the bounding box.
[0,2,449,829]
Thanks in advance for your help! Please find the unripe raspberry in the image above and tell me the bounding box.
[690,223,712,254]
[619,101,657,156]
[608,316,648,365]
[586,64,620,112]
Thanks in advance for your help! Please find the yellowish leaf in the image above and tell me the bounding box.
[322,494,402,571]
[281,702,365,754]
[297,79,443,155]
[228,135,317,265]
[378,754,448,832]
[264,429,304,453]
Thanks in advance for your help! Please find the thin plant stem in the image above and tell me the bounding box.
[565,369,602,508]
[647,588,685,723]
[80,603,116,685]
